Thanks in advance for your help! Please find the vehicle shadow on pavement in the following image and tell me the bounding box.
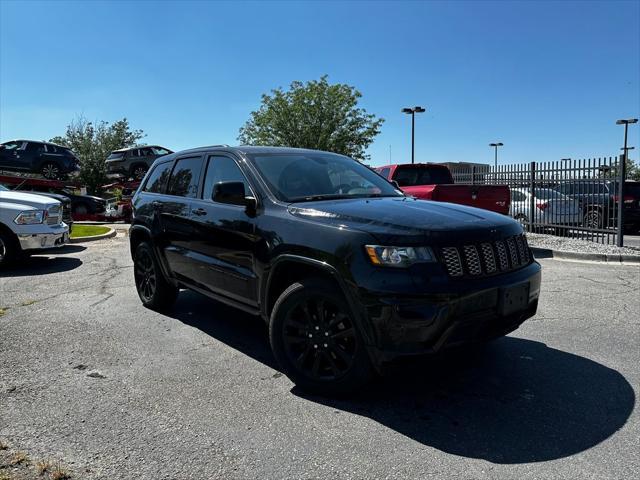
[171,291,277,369]
[295,338,635,464]
[168,292,635,465]
[1,255,83,277]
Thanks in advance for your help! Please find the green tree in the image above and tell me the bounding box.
[625,155,640,181]
[238,75,384,161]
[50,116,145,194]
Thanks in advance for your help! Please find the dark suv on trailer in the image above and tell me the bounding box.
[105,145,173,179]
[0,140,80,179]
[130,146,541,394]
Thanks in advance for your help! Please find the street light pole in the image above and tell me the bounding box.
[489,142,503,172]
[615,118,638,247]
[402,106,426,164]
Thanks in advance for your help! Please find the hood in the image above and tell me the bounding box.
[0,190,59,209]
[287,197,522,244]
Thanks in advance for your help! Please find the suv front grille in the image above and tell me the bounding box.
[439,234,532,278]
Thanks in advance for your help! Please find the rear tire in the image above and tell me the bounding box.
[583,209,603,229]
[269,277,374,395]
[133,242,178,311]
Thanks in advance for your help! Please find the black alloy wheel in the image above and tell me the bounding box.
[270,278,373,395]
[133,242,178,310]
[41,162,60,179]
[134,246,157,303]
[283,297,357,381]
[132,166,148,180]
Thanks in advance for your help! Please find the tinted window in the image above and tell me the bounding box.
[167,157,202,198]
[556,184,573,195]
[249,153,401,202]
[393,165,453,186]
[1,141,22,151]
[151,147,171,156]
[130,149,140,157]
[140,148,153,156]
[26,142,43,152]
[143,162,173,193]
[108,152,125,160]
[203,156,252,201]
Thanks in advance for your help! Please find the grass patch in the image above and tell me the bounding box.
[69,225,111,239]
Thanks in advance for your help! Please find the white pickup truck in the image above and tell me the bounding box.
[0,184,69,266]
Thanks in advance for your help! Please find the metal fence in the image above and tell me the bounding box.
[449,156,633,246]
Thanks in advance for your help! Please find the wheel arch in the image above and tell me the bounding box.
[262,255,374,345]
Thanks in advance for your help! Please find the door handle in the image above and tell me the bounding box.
[191,208,207,216]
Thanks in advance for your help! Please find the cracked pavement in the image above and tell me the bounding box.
[1,234,639,479]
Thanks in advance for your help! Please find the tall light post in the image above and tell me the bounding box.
[489,142,503,170]
[615,118,638,247]
[402,106,426,164]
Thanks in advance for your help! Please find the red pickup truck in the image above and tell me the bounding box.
[375,163,510,214]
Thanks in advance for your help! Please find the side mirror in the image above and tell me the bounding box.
[213,182,257,213]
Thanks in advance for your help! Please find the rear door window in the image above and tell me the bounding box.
[167,157,203,198]
[393,165,453,186]
[143,162,173,193]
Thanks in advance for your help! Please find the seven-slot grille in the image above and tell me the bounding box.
[439,234,531,278]
[46,205,62,225]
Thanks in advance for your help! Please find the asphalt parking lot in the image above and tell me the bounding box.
[1,234,639,479]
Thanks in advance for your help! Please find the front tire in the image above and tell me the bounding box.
[133,242,178,311]
[0,230,19,267]
[269,278,373,395]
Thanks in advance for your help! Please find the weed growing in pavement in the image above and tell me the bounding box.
[0,439,8,450]
[51,461,72,480]
[9,450,29,465]
[36,457,53,475]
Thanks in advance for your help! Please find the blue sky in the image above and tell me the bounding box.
[1,0,638,167]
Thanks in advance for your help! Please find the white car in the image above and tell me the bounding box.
[0,184,69,266]
[510,187,582,227]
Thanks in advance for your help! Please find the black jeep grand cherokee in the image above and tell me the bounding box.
[130,146,541,394]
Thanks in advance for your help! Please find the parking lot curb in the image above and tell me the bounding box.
[530,247,640,265]
[70,228,117,244]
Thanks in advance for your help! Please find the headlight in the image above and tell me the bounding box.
[365,245,435,267]
[14,210,45,225]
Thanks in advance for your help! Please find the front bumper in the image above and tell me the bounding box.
[18,224,69,251]
[358,262,542,364]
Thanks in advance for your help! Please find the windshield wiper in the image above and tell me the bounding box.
[289,194,354,202]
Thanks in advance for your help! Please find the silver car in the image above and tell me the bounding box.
[510,187,582,226]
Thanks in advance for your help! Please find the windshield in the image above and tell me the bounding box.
[393,165,453,186]
[248,153,403,202]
